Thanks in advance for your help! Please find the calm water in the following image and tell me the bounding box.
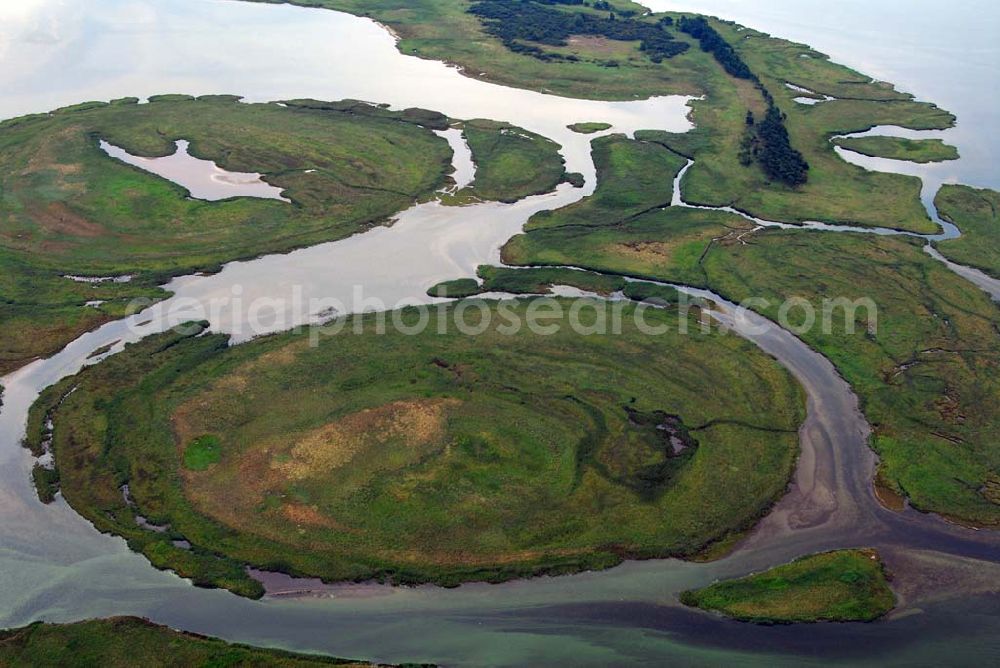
[1,1,999,665]
[100,139,291,201]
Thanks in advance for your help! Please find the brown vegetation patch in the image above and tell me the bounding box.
[30,202,104,237]
[873,469,906,511]
[384,545,590,567]
[564,35,638,57]
[611,240,675,264]
[281,503,356,531]
[273,398,459,481]
[174,397,461,541]
[22,126,85,178]
[981,474,1000,505]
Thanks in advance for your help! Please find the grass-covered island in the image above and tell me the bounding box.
[0,617,407,666]
[27,300,804,596]
[681,549,896,624]
[0,95,570,375]
[568,122,613,134]
[454,119,572,203]
[833,136,959,163]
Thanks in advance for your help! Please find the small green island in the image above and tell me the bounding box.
[568,122,613,134]
[833,136,959,163]
[429,265,628,298]
[681,549,896,623]
[447,118,572,204]
[0,617,401,666]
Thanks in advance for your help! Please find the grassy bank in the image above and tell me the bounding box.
[934,184,1000,278]
[0,617,392,666]
[833,136,959,163]
[701,231,1000,526]
[681,549,895,623]
[28,300,804,594]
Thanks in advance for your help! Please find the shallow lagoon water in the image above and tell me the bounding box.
[100,139,290,202]
[1,0,999,665]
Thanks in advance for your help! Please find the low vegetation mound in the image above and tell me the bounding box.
[28,300,804,595]
[833,136,959,163]
[681,549,895,623]
[568,122,612,134]
[428,265,629,298]
[0,617,383,666]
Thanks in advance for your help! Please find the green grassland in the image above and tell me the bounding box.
[503,135,754,287]
[702,231,1000,526]
[504,204,753,289]
[501,131,1000,526]
[0,96,575,375]
[0,96,452,375]
[833,136,959,163]
[28,300,804,595]
[935,184,1000,278]
[457,119,569,202]
[526,134,687,232]
[681,549,895,623]
[641,19,954,233]
[0,617,381,667]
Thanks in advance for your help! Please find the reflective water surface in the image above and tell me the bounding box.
[100,139,291,201]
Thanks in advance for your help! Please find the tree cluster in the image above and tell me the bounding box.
[677,16,752,79]
[739,106,809,186]
[468,1,689,63]
[680,16,808,186]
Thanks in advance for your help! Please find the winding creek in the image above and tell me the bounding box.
[1,0,999,665]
